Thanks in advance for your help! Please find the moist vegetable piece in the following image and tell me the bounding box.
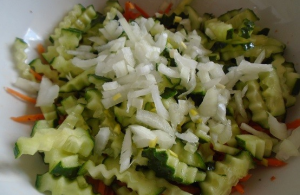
[12,0,300,195]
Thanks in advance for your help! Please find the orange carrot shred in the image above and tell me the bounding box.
[286,118,300,129]
[164,3,173,14]
[125,1,135,10]
[124,1,139,20]
[233,183,245,194]
[134,3,150,18]
[30,69,42,81]
[37,43,45,54]
[97,180,106,195]
[11,113,44,122]
[5,87,37,104]
[270,176,276,181]
[239,174,252,182]
[266,158,287,167]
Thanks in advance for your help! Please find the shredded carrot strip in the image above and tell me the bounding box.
[286,118,300,129]
[37,43,45,54]
[233,183,245,194]
[270,176,276,181]
[11,113,44,122]
[134,3,150,18]
[97,180,106,195]
[164,3,173,14]
[239,174,252,182]
[5,87,37,104]
[266,158,287,167]
[125,1,135,10]
[124,1,141,20]
[30,69,42,81]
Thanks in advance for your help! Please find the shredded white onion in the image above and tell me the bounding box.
[94,127,111,155]
[36,77,59,107]
[136,109,174,136]
[120,129,132,172]
[14,77,40,94]
[268,113,288,140]
[175,129,199,143]
[130,125,157,148]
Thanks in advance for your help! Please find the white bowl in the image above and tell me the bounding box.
[0,0,299,194]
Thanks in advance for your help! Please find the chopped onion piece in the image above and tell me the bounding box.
[14,77,40,94]
[199,87,219,117]
[276,139,299,161]
[174,50,197,70]
[94,127,111,155]
[240,123,271,139]
[237,60,273,75]
[234,90,248,120]
[122,47,136,67]
[99,20,123,41]
[169,103,185,127]
[155,32,168,52]
[175,129,199,143]
[268,113,288,140]
[151,85,170,120]
[112,60,128,78]
[241,85,248,97]
[136,109,174,136]
[158,63,180,78]
[103,81,120,91]
[120,129,132,172]
[36,77,59,107]
[71,57,99,70]
[152,130,175,149]
[217,120,232,144]
[119,18,138,42]
[254,50,266,64]
[130,125,157,148]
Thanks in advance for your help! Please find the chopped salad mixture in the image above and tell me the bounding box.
[10,0,300,195]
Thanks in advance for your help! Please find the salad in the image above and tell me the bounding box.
[9,0,300,195]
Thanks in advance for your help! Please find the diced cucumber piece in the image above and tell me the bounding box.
[13,38,35,80]
[30,120,50,137]
[14,127,94,158]
[60,67,95,92]
[142,148,206,184]
[236,134,265,160]
[205,18,233,41]
[185,6,200,30]
[226,9,259,29]
[245,80,269,128]
[218,9,241,22]
[200,151,254,195]
[45,149,81,178]
[35,172,95,195]
[212,142,240,156]
[103,0,124,14]
[259,70,286,116]
[171,139,206,169]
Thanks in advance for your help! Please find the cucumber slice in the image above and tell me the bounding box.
[259,70,286,116]
[226,9,259,29]
[171,139,206,169]
[205,18,233,41]
[235,134,265,160]
[35,172,95,195]
[142,148,206,184]
[200,151,254,195]
[30,120,50,137]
